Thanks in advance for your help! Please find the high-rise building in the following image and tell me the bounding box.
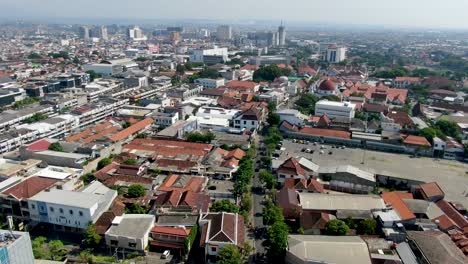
[278,22,286,46]
[79,26,90,40]
[100,26,108,41]
[216,25,232,41]
[0,230,35,264]
[127,26,144,40]
[169,31,181,44]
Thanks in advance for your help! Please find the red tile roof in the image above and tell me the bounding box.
[278,158,305,176]
[227,80,258,90]
[434,214,459,231]
[2,177,58,199]
[343,82,408,103]
[151,226,191,236]
[110,117,153,142]
[318,80,336,91]
[436,200,468,228]
[26,139,51,152]
[382,192,416,221]
[387,111,414,127]
[299,127,351,139]
[420,182,445,200]
[403,135,431,147]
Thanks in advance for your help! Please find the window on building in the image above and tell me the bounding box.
[251,121,255,125]
[128,242,137,248]
[31,204,36,210]
[59,208,64,214]
[211,246,217,252]
[69,209,73,215]
[40,206,44,211]
[79,211,83,216]
[50,207,54,212]
[110,240,118,246]
[243,121,246,125]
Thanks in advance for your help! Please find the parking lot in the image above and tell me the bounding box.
[279,139,468,208]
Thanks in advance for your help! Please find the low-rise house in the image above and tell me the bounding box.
[199,212,245,263]
[300,212,336,235]
[277,109,308,127]
[412,182,445,202]
[105,214,155,252]
[150,226,193,255]
[233,107,262,131]
[392,77,421,88]
[406,231,467,264]
[276,188,301,219]
[381,192,416,225]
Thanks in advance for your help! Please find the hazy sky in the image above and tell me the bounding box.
[2,0,468,29]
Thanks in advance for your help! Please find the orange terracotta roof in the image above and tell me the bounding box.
[299,127,351,139]
[110,117,154,142]
[83,126,120,143]
[151,226,191,236]
[2,177,58,199]
[420,182,444,200]
[382,192,416,221]
[433,214,459,230]
[436,200,468,228]
[403,135,431,147]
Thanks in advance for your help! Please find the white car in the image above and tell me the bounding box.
[162,250,170,259]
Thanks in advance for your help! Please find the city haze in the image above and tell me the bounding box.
[1,0,468,29]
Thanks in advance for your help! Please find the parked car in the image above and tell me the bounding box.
[162,250,170,259]
[329,151,333,155]
[301,148,307,152]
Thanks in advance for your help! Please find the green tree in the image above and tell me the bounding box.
[86,70,102,81]
[125,203,147,214]
[357,218,377,235]
[240,193,252,213]
[296,94,319,115]
[435,119,461,139]
[123,158,138,166]
[48,240,67,261]
[32,237,51,260]
[324,219,349,236]
[126,184,145,198]
[253,64,291,82]
[216,244,243,264]
[183,224,198,254]
[259,170,277,190]
[211,199,239,213]
[184,131,216,143]
[28,52,43,59]
[262,200,284,225]
[267,113,281,126]
[81,173,95,185]
[84,224,102,250]
[176,64,185,75]
[97,157,112,170]
[48,142,64,152]
[265,221,289,260]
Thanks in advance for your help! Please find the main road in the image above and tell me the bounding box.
[251,134,266,263]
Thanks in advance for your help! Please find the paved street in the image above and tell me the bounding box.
[251,135,266,262]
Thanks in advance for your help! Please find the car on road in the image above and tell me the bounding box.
[329,151,333,155]
[301,148,307,152]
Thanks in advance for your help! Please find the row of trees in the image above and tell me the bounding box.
[419,119,462,143]
[324,218,377,236]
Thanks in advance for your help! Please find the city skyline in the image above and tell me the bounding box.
[1,0,468,30]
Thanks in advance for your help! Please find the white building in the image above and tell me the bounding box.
[233,108,261,131]
[105,214,155,252]
[0,230,35,264]
[189,47,228,63]
[152,112,179,127]
[216,25,232,40]
[28,181,117,231]
[315,100,356,119]
[320,44,347,63]
[277,109,308,126]
[194,78,225,89]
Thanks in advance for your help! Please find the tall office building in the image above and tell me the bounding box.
[127,26,144,40]
[79,26,90,40]
[0,230,35,264]
[278,22,286,46]
[216,25,232,40]
[100,26,108,40]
